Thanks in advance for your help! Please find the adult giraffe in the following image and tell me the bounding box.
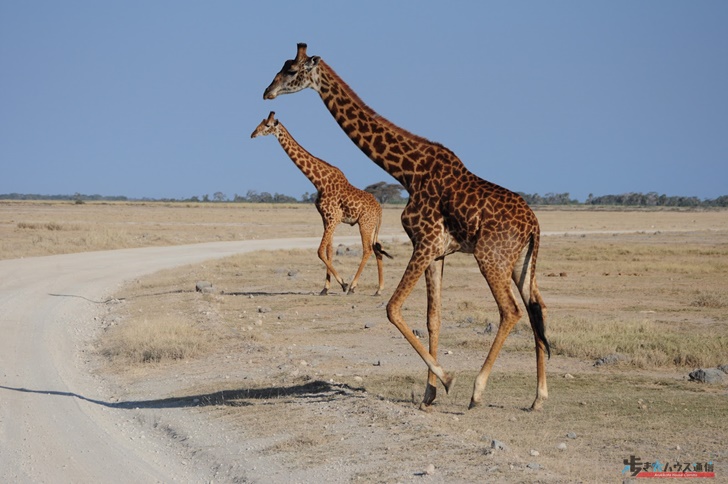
[251,111,392,296]
[263,43,550,411]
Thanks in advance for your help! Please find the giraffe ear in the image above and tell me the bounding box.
[305,56,320,71]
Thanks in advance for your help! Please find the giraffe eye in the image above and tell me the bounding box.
[286,69,297,76]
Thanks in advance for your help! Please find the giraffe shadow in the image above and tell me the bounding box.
[223,290,319,297]
[0,380,365,410]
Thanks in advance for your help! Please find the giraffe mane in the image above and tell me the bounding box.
[320,59,459,160]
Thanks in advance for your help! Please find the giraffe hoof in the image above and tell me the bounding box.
[347,285,356,294]
[530,399,545,412]
[441,372,456,395]
[468,398,482,410]
[319,288,329,296]
[341,283,349,293]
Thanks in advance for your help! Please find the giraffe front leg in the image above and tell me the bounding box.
[387,248,455,410]
[317,223,348,294]
[419,258,445,411]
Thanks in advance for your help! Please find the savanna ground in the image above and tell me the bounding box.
[2,200,727,482]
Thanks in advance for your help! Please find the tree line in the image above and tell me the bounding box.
[2,187,727,207]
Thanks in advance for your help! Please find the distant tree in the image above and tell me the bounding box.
[300,191,317,203]
[364,181,407,204]
[213,191,227,202]
[202,194,210,202]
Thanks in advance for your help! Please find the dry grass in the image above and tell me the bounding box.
[99,316,210,364]
[6,201,728,481]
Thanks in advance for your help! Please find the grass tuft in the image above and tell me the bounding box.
[100,317,209,364]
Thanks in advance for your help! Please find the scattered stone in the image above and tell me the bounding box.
[580,401,587,406]
[594,353,626,367]
[413,328,426,338]
[509,416,517,422]
[335,245,362,257]
[530,449,540,457]
[566,432,577,439]
[564,373,574,379]
[195,281,214,293]
[718,365,728,374]
[257,306,271,313]
[689,368,726,384]
[353,376,363,383]
[424,464,435,475]
[527,462,541,470]
[556,442,567,451]
[287,269,299,277]
[364,322,376,329]
[559,272,568,277]
[484,322,494,334]
[491,439,508,451]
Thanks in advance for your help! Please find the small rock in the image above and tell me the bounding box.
[287,269,299,277]
[424,464,435,476]
[195,281,214,293]
[413,328,426,338]
[566,432,577,439]
[717,364,728,374]
[559,272,568,277]
[556,442,567,451]
[529,449,540,456]
[564,373,574,379]
[364,322,376,329]
[484,322,494,333]
[579,401,587,406]
[594,353,626,367]
[257,306,271,313]
[527,462,541,470]
[353,376,363,382]
[509,416,517,422]
[491,439,508,451]
[689,368,726,384]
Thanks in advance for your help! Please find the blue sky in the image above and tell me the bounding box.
[2,1,727,202]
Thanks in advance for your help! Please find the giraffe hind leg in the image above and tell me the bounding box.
[513,238,549,411]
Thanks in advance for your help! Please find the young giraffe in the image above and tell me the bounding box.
[263,43,550,411]
[251,111,392,296]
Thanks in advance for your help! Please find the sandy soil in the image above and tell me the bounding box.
[1,204,726,482]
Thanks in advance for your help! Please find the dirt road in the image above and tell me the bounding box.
[0,237,362,483]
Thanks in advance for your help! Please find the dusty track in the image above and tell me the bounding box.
[0,237,362,483]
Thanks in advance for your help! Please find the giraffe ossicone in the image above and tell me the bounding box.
[251,111,392,296]
[264,44,550,412]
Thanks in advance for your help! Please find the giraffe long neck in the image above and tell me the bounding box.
[274,125,339,192]
[315,60,457,192]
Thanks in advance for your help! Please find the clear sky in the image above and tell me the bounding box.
[2,1,727,202]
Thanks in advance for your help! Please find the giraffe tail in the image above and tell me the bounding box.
[525,232,551,359]
[373,242,393,259]
[528,300,550,359]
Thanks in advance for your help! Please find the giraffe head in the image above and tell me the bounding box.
[250,111,280,139]
[263,43,320,100]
